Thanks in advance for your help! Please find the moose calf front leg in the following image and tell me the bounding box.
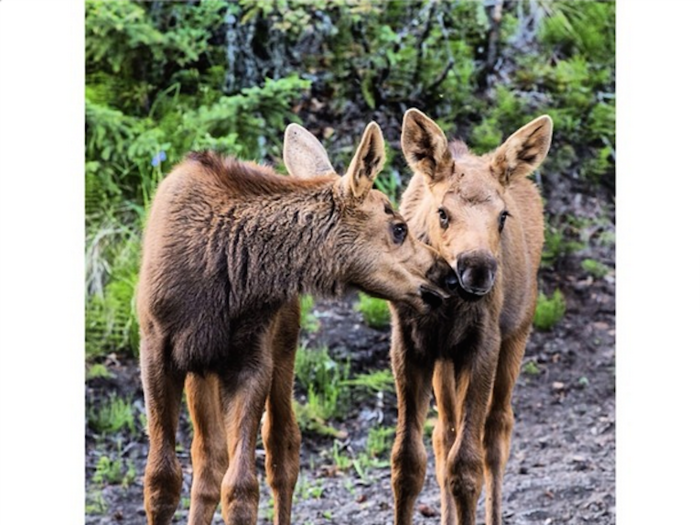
[262,305,302,525]
[483,331,528,525]
[391,342,435,525]
[448,337,500,525]
[432,360,459,525]
[219,354,273,525]
[140,333,186,525]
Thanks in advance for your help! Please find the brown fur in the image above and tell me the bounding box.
[137,122,453,525]
[390,109,552,525]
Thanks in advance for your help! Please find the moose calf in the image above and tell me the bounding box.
[389,109,552,525]
[137,121,452,525]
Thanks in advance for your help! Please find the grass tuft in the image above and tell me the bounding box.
[581,258,610,278]
[88,394,136,435]
[355,292,391,329]
[533,289,566,331]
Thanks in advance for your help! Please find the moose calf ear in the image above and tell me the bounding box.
[283,123,336,179]
[401,108,451,184]
[341,121,386,200]
[491,115,553,186]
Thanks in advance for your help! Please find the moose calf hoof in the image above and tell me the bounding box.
[447,457,483,502]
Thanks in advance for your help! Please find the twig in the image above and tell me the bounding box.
[424,58,455,95]
[412,0,438,86]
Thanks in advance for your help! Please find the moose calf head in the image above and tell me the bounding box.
[401,109,553,300]
[284,121,453,312]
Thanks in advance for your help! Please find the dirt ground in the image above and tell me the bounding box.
[85,178,615,524]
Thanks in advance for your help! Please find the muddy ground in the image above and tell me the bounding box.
[85,180,615,524]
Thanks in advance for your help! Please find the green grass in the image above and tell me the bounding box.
[88,394,136,435]
[85,490,107,515]
[522,360,540,376]
[355,292,391,329]
[366,425,395,458]
[341,368,394,394]
[294,345,350,436]
[581,258,610,278]
[541,223,585,267]
[86,363,113,380]
[299,294,320,333]
[533,289,567,331]
[332,440,352,471]
[92,454,136,487]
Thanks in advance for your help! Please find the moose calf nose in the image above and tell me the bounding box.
[456,251,497,296]
[428,257,460,295]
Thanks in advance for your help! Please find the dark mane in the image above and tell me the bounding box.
[185,150,337,196]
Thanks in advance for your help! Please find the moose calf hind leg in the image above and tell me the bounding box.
[141,334,186,525]
[391,346,435,525]
[219,355,273,525]
[186,373,228,525]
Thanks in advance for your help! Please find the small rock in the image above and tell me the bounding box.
[418,503,437,517]
[552,381,566,391]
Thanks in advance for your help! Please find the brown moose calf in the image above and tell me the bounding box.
[137,121,452,525]
[389,109,553,525]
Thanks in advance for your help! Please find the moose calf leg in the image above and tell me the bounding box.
[448,338,500,525]
[432,360,458,525]
[483,332,527,525]
[391,343,435,525]
[185,373,228,525]
[219,354,273,525]
[141,333,186,525]
[263,305,302,525]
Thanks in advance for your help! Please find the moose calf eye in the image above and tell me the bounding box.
[438,208,449,229]
[498,210,510,232]
[392,223,407,244]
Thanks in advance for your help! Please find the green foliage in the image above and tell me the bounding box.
[85,0,615,361]
[300,294,320,333]
[88,395,136,435]
[581,258,610,279]
[85,490,108,515]
[342,368,395,394]
[92,455,136,487]
[294,346,350,436]
[355,292,391,329]
[295,475,325,501]
[332,440,352,471]
[85,1,312,359]
[533,289,567,331]
[86,363,113,380]
[86,224,141,358]
[522,360,540,376]
[541,219,585,268]
[366,425,395,458]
